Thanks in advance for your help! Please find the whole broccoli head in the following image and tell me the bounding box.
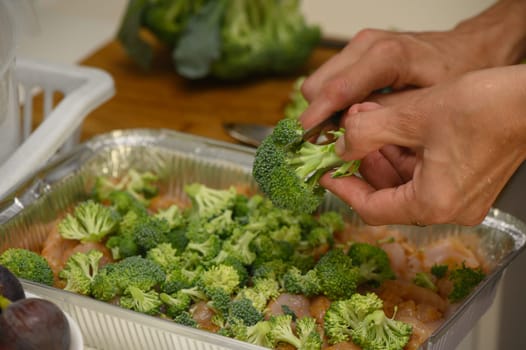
[314,249,360,300]
[58,200,119,243]
[91,256,166,301]
[59,249,103,295]
[0,248,54,286]
[253,118,360,214]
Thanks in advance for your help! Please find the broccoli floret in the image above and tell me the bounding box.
[352,309,413,350]
[186,234,221,260]
[160,291,192,318]
[251,259,289,281]
[107,190,148,216]
[0,248,54,286]
[323,292,384,345]
[282,267,321,297]
[228,298,264,326]
[184,183,237,219]
[284,76,309,120]
[253,118,360,213]
[146,243,180,272]
[267,314,299,348]
[347,242,396,287]
[296,316,323,350]
[199,264,241,295]
[213,229,258,266]
[119,285,162,315]
[91,256,165,301]
[154,204,186,230]
[133,216,171,253]
[448,263,486,303]
[250,234,294,263]
[92,170,158,205]
[106,210,144,259]
[162,266,196,294]
[318,211,346,233]
[58,200,118,243]
[430,264,449,279]
[413,272,438,292]
[206,286,233,317]
[314,249,360,300]
[231,319,273,348]
[174,310,198,328]
[59,250,103,295]
[236,277,280,312]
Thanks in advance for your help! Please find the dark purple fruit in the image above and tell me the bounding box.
[0,298,71,350]
[0,265,25,304]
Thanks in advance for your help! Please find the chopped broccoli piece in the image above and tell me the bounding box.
[160,291,192,318]
[231,319,273,348]
[431,264,449,279]
[314,249,360,300]
[59,250,103,295]
[184,183,237,220]
[145,242,180,272]
[347,242,396,287]
[58,200,118,243]
[92,169,158,205]
[236,277,280,312]
[107,190,148,216]
[448,263,486,303]
[199,264,241,295]
[318,211,346,233]
[186,234,221,260]
[174,310,198,328]
[91,256,165,301]
[154,204,186,230]
[228,298,264,326]
[352,309,412,350]
[267,314,321,349]
[253,118,360,213]
[206,286,232,317]
[119,285,162,315]
[282,267,321,297]
[133,216,172,253]
[0,248,54,286]
[296,316,323,350]
[213,229,258,266]
[413,272,437,292]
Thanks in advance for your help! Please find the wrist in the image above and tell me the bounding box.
[453,0,526,66]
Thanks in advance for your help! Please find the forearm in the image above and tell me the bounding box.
[453,0,526,66]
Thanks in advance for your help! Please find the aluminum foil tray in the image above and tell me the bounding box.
[1,129,525,350]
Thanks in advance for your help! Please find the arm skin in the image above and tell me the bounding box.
[321,65,526,226]
[299,0,526,130]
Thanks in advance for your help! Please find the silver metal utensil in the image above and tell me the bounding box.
[223,122,274,147]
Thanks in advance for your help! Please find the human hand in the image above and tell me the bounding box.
[320,65,526,226]
[300,0,526,130]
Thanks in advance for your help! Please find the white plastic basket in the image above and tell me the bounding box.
[0,58,114,199]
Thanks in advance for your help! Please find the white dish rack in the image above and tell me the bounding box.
[0,58,114,199]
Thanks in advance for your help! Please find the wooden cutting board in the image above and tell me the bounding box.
[77,40,340,144]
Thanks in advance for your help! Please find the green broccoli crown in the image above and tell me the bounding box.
[199,264,241,295]
[160,291,192,318]
[0,248,54,286]
[58,200,118,243]
[232,319,273,348]
[347,242,396,287]
[173,310,198,328]
[145,242,180,272]
[119,285,162,315]
[184,183,237,219]
[282,267,321,297]
[133,216,171,253]
[351,309,412,350]
[413,272,438,292]
[267,314,301,349]
[91,256,165,301]
[186,234,222,260]
[206,286,232,316]
[154,204,186,230]
[430,263,449,279]
[314,249,360,300]
[229,298,264,327]
[59,249,103,295]
[323,292,385,345]
[296,316,323,350]
[448,263,486,303]
[253,117,359,214]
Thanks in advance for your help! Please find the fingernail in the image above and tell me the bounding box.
[335,137,346,157]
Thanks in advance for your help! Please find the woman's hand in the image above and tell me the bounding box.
[321,65,526,226]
